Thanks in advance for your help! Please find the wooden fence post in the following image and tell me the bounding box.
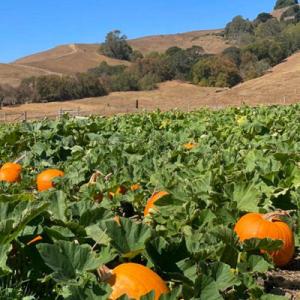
[136,100,139,109]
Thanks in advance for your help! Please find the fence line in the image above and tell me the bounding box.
[0,96,299,123]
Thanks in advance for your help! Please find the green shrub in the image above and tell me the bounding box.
[192,56,242,87]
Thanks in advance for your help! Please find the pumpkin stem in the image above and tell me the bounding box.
[88,170,112,185]
[263,210,290,222]
[14,153,26,164]
[88,170,103,185]
[97,265,113,281]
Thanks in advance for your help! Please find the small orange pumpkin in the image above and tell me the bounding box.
[105,263,169,300]
[234,212,295,266]
[37,169,64,191]
[109,185,127,199]
[144,191,169,216]
[183,142,198,150]
[130,183,141,192]
[0,162,22,183]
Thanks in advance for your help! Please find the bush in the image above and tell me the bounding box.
[129,50,144,62]
[138,74,160,90]
[88,62,127,77]
[274,0,298,10]
[253,13,274,26]
[245,38,288,65]
[255,19,282,38]
[165,46,204,80]
[110,71,139,92]
[192,56,242,87]
[280,4,300,22]
[222,47,242,66]
[16,74,107,103]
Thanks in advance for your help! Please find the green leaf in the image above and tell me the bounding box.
[104,218,152,258]
[37,241,102,282]
[195,275,222,300]
[0,244,12,276]
[243,238,283,252]
[227,182,260,212]
[209,262,240,291]
[247,255,272,273]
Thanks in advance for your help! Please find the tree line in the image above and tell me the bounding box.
[1,0,300,106]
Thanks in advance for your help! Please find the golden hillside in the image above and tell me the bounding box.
[214,51,300,106]
[0,63,61,87]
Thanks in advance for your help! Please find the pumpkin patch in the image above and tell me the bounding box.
[1,106,300,299]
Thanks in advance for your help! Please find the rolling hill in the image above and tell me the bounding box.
[0,29,230,86]
[0,63,61,87]
[214,51,300,106]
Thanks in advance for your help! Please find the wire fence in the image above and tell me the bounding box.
[0,95,299,123]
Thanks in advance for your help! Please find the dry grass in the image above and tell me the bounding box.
[129,29,230,54]
[14,44,130,75]
[0,63,61,87]
[214,52,300,106]
[0,81,224,119]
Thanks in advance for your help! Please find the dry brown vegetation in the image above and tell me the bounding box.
[129,29,230,54]
[214,51,300,106]
[0,63,61,87]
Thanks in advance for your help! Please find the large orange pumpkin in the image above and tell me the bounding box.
[0,162,22,183]
[144,191,169,216]
[234,212,294,266]
[105,263,169,300]
[37,169,64,191]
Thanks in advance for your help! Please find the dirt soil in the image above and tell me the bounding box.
[264,249,300,300]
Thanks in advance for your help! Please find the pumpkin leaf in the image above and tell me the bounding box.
[103,217,152,258]
[37,241,102,282]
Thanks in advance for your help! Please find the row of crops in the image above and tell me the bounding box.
[0,105,300,299]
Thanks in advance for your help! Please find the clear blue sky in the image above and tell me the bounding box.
[0,0,276,63]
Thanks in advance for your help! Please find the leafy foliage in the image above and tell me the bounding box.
[100,30,133,61]
[0,105,300,298]
[274,0,298,10]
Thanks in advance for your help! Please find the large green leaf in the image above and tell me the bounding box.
[37,241,102,282]
[103,217,152,258]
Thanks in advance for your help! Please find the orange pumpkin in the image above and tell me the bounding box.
[37,169,64,191]
[144,191,169,216]
[0,162,22,183]
[130,183,141,192]
[106,263,169,300]
[183,142,198,150]
[234,212,295,266]
[109,185,127,199]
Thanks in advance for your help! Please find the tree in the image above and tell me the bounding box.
[274,0,298,10]
[192,56,242,87]
[100,30,133,61]
[224,16,254,42]
[280,4,300,22]
[88,62,127,77]
[129,50,144,62]
[222,47,242,66]
[255,19,282,38]
[253,13,274,26]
